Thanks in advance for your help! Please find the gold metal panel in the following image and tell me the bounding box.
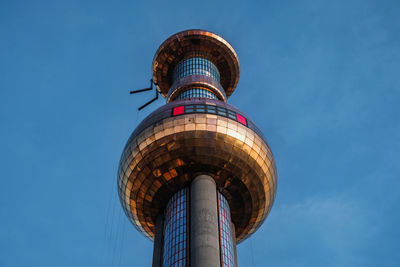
[195,116,206,124]
[206,124,217,132]
[185,123,195,131]
[217,119,228,127]
[227,121,238,131]
[217,125,227,135]
[205,114,217,119]
[154,129,165,140]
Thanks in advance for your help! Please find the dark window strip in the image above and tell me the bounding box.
[172,104,247,127]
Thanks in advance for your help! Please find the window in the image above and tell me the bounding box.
[207,105,217,114]
[171,104,248,127]
[175,88,218,100]
[163,188,188,267]
[227,110,236,120]
[218,192,235,267]
[173,57,220,83]
[217,107,227,117]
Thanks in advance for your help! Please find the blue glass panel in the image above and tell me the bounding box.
[218,192,235,267]
[175,88,218,100]
[163,188,187,267]
[173,57,220,82]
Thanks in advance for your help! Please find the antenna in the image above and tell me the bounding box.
[130,79,159,111]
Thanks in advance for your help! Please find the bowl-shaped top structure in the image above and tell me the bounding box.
[152,30,240,98]
[118,99,277,242]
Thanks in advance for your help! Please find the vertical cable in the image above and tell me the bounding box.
[117,218,126,267]
[250,237,255,267]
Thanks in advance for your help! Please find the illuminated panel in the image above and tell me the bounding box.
[218,192,235,267]
[236,113,247,126]
[173,106,185,116]
[163,188,187,267]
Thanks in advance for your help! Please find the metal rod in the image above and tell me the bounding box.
[130,87,152,94]
[138,90,158,111]
[130,79,153,94]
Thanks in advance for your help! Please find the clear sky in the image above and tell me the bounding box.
[0,0,399,266]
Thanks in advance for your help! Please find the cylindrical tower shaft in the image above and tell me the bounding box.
[190,175,221,267]
[231,222,238,267]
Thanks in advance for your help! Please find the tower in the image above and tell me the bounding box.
[117,30,277,267]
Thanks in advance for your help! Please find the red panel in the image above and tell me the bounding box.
[173,106,185,116]
[236,113,247,126]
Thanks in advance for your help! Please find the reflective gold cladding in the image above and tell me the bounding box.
[152,29,240,98]
[118,103,277,243]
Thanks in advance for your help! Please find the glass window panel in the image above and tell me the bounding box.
[218,192,235,267]
[163,188,188,267]
[175,88,218,100]
[173,57,220,82]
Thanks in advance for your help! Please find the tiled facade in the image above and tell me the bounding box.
[118,99,276,241]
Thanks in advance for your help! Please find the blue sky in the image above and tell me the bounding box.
[0,0,399,266]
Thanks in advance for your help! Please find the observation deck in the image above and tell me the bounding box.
[152,30,240,98]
